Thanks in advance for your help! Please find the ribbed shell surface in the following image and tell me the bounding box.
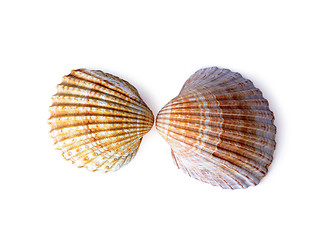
[156,67,276,189]
[48,69,154,172]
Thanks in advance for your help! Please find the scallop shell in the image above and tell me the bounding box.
[48,69,154,172]
[156,67,276,189]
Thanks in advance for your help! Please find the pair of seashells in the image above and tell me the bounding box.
[48,67,276,189]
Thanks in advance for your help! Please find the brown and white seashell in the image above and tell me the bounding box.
[156,67,276,189]
[48,69,154,172]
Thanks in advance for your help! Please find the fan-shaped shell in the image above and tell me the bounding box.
[48,69,154,172]
[156,67,276,189]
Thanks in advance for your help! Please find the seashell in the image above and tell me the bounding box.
[156,67,276,189]
[48,69,154,172]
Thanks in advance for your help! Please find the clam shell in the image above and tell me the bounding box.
[156,67,276,189]
[48,69,154,172]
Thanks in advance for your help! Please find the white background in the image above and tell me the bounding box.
[0,1,334,239]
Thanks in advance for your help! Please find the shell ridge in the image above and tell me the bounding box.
[50,99,153,120]
[171,149,255,189]
[177,148,260,188]
[181,69,246,92]
[157,116,275,143]
[50,121,152,132]
[50,124,152,141]
[49,105,153,122]
[158,125,270,173]
[181,67,231,91]
[70,69,141,102]
[52,126,151,145]
[157,114,276,141]
[59,132,143,155]
[157,117,276,152]
[52,92,153,116]
[91,139,142,172]
[157,114,275,159]
[87,69,141,101]
[169,89,264,105]
[159,99,270,111]
[179,77,256,98]
[157,109,275,124]
[156,124,266,176]
[157,113,275,131]
[61,76,143,107]
[49,115,153,131]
